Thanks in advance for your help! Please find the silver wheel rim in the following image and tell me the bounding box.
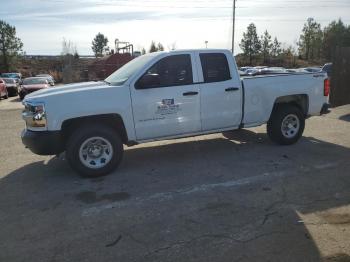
[79,137,113,169]
[281,114,300,138]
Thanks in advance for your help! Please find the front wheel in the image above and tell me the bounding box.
[267,104,305,145]
[66,125,124,177]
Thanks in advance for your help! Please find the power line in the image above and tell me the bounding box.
[80,4,350,9]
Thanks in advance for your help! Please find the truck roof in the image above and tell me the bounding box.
[149,49,231,55]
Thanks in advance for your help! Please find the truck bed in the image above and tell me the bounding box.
[241,72,328,127]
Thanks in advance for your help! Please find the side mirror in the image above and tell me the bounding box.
[136,73,160,89]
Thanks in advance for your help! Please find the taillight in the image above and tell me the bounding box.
[324,78,330,97]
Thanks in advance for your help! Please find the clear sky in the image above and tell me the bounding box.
[1,0,349,55]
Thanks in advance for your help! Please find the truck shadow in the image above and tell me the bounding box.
[1,129,349,261]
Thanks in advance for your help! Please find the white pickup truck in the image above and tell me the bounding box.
[21,49,330,177]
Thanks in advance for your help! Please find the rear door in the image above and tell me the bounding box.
[130,53,201,140]
[196,52,242,131]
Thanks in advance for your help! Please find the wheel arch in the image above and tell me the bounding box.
[271,94,309,118]
[61,114,129,145]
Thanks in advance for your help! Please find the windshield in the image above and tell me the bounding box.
[3,78,15,84]
[37,74,52,79]
[105,54,157,85]
[23,78,47,85]
[1,73,19,79]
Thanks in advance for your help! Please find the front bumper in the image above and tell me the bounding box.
[320,103,331,115]
[21,129,65,155]
[19,88,40,97]
[6,86,18,92]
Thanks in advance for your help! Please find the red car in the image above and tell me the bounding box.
[19,77,50,100]
[0,78,9,99]
[3,78,19,97]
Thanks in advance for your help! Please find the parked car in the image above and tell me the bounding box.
[254,66,268,70]
[237,70,245,76]
[0,78,9,99]
[21,49,330,177]
[1,73,22,84]
[19,77,50,100]
[239,66,254,72]
[322,63,332,77]
[286,69,299,73]
[35,74,55,86]
[303,67,321,73]
[245,68,259,76]
[259,67,287,75]
[3,78,19,96]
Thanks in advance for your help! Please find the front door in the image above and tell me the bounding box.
[130,53,201,140]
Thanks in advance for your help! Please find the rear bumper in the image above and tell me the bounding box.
[21,129,65,155]
[320,103,331,115]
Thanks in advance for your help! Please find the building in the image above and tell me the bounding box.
[88,53,133,80]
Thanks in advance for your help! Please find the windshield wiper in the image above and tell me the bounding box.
[103,80,111,85]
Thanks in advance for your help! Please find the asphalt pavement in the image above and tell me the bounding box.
[0,96,350,262]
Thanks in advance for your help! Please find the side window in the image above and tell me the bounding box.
[136,54,193,89]
[200,53,231,83]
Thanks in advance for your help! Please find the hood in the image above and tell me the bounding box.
[22,84,48,90]
[24,81,109,100]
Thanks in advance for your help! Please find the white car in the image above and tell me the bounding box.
[21,49,330,177]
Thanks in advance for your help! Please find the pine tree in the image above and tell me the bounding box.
[157,42,164,51]
[261,30,272,63]
[298,18,323,60]
[271,37,282,57]
[239,23,261,64]
[0,20,23,71]
[91,33,108,57]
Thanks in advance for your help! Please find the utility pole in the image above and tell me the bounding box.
[232,0,236,54]
[205,41,208,48]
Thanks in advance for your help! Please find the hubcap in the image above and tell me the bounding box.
[79,137,113,169]
[281,114,300,138]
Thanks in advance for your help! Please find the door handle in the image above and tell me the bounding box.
[183,91,198,96]
[225,87,239,92]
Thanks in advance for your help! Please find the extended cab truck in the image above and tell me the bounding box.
[21,49,330,177]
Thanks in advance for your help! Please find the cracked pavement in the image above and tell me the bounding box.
[0,97,350,261]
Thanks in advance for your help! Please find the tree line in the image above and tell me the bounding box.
[240,18,350,65]
[1,17,350,71]
[90,32,165,57]
[0,20,23,71]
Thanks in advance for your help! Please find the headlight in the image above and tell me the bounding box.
[22,101,47,128]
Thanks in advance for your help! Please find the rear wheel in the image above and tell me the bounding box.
[66,125,124,177]
[267,104,305,145]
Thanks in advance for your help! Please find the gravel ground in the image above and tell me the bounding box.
[0,96,350,262]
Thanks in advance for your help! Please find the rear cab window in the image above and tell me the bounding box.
[199,53,231,83]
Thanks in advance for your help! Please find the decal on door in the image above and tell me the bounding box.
[139,99,181,123]
[156,99,181,115]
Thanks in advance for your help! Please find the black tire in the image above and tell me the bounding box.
[66,124,124,177]
[267,104,305,145]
